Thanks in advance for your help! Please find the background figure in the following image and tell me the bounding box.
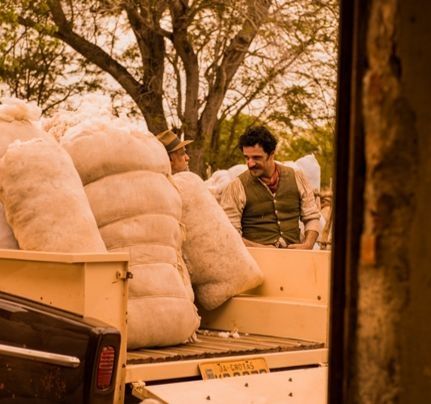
[156,130,193,174]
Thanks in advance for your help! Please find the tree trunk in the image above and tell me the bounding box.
[188,141,207,177]
[46,0,168,135]
[198,0,272,172]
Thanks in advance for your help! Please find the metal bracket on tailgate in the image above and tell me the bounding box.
[130,381,168,404]
[116,271,133,280]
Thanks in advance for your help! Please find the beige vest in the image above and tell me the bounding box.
[239,165,300,245]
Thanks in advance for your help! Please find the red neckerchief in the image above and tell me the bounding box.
[261,164,280,193]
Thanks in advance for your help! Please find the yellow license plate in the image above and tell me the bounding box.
[199,357,269,380]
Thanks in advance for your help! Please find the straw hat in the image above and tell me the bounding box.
[156,130,193,153]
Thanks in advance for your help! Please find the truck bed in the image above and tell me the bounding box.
[127,329,324,365]
[125,248,330,385]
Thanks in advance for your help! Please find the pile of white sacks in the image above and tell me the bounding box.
[0,97,263,349]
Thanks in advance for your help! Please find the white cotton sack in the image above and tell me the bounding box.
[0,98,55,249]
[295,154,321,193]
[0,97,41,123]
[173,172,264,310]
[227,164,247,178]
[126,260,199,348]
[42,94,116,141]
[204,170,233,202]
[86,172,200,348]
[62,121,170,183]
[0,97,49,156]
[204,165,247,203]
[0,138,106,253]
[63,123,200,348]
[0,204,18,249]
[281,160,299,170]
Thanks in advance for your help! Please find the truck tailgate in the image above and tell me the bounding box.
[138,366,328,404]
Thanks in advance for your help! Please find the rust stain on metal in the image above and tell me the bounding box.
[39,368,67,400]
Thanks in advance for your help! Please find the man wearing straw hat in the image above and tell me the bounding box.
[156,130,194,174]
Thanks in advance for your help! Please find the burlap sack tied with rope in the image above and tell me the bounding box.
[62,121,199,348]
[0,137,106,252]
[173,172,264,310]
[0,98,51,249]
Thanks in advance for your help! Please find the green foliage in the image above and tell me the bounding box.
[207,114,334,189]
[0,1,104,113]
[0,0,338,178]
[207,114,263,170]
[266,85,314,130]
[277,124,334,188]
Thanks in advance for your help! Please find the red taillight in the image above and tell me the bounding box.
[96,345,116,390]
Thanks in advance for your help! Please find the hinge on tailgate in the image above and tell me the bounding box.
[130,381,168,403]
[116,271,133,280]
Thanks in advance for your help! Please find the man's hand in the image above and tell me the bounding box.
[287,230,319,250]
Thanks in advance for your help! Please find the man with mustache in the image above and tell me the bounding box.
[221,126,320,249]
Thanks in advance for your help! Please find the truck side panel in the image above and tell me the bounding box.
[202,248,331,344]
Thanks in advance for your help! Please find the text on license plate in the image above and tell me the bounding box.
[199,357,269,380]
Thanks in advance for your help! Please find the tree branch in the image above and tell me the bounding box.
[167,0,199,137]
[199,0,272,142]
[44,1,142,102]
[44,0,167,133]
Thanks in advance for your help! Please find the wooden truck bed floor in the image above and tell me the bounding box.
[127,329,324,365]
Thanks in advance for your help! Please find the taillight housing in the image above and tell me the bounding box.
[96,345,116,390]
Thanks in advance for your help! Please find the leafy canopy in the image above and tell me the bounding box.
[0,0,338,175]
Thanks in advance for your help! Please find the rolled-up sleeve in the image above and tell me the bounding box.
[294,169,321,234]
[220,178,246,234]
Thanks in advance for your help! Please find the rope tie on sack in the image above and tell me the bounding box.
[167,172,195,303]
[167,172,189,276]
[166,172,180,191]
[176,220,190,278]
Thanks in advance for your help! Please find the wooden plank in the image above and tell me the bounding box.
[236,334,309,346]
[127,331,323,365]
[201,296,328,343]
[199,331,310,346]
[246,247,331,303]
[0,248,128,263]
[194,335,316,352]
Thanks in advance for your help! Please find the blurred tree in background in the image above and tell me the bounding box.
[277,124,334,188]
[0,20,102,114]
[0,0,338,176]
